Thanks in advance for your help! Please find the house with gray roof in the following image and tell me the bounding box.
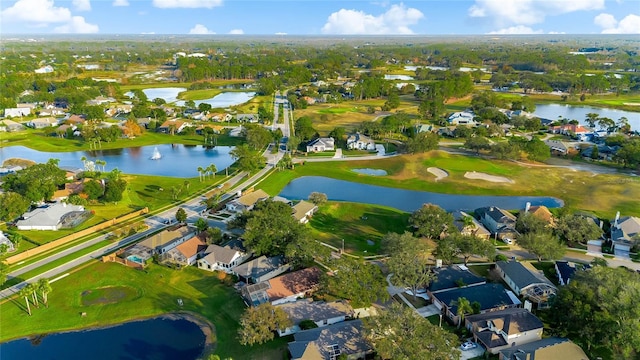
[498,337,589,360]
[554,261,589,286]
[0,119,25,132]
[288,320,372,360]
[0,231,15,252]
[466,308,544,354]
[476,206,518,240]
[27,117,59,129]
[495,261,557,307]
[236,114,258,123]
[197,243,250,273]
[346,132,375,151]
[306,137,335,153]
[16,203,87,231]
[453,210,491,239]
[231,254,290,284]
[431,283,521,326]
[610,213,640,258]
[427,264,486,295]
[276,299,354,336]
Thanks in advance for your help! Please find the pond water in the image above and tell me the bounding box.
[533,103,640,130]
[278,176,563,212]
[0,317,206,360]
[0,144,235,178]
[140,87,187,103]
[175,92,256,108]
[352,168,388,176]
[384,74,414,81]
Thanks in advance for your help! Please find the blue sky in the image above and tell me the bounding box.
[1,0,639,35]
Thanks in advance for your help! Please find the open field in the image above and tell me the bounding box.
[0,130,243,152]
[308,202,411,256]
[258,151,640,218]
[0,262,287,359]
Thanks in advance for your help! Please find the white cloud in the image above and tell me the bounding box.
[321,3,423,35]
[469,0,604,26]
[189,24,215,34]
[595,13,640,34]
[53,16,99,33]
[1,0,71,24]
[73,0,91,11]
[153,0,222,8]
[229,29,244,34]
[548,31,566,34]
[275,32,287,35]
[488,26,543,34]
[113,0,129,6]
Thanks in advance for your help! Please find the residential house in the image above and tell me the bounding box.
[157,119,189,134]
[430,283,521,326]
[346,132,376,151]
[225,189,270,213]
[163,236,208,266]
[288,320,372,360]
[86,96,115,106]
[415,124,434,133]
[0,120,25,132]
[16,203,87,231]
[27,117,59,129]
[241,267,322,306]
[495,261,557,306]
[544,140,568,155]
[0,231,15,252]
[52,179,87,200]
[209,113,232,122]
[522,203,555,227]
[609,213,640,258]
[276,299,354,336]
[35,65,54,74]
[232,255,290,284]
[133,226,194,255]
[305,137,335,153]
[581,144,620,161]
[427,264,487,296]
[3,107,31,118]
[498,337,589,360]
[195,124,223,135]
[453,210,491,239]
[291,201,318,224]
[236,114,259,123]
[465,308,544,354]
[447,111,477,125]
[549,124,591,140]
[476,206,518,240]
[197,242,251,273]
[302,96,316,105]
[554,261,590,286]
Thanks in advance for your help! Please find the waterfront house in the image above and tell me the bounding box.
[27,117,59,129]
[197,242,251,273]
[476,206,518,240]
[305,137,335,153]
[291,201,318,224]
[346,132,375,151]
[453,210,491,239]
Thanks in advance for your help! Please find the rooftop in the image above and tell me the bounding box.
[496,261,556,291]
[428,265,486,292]
[292,201,318,222]
[267,267,323,302]
[175,236,207,259]
[201,243,244,265]
[467,308,543,348]
[16,203,85,228]
[232,255,286,280]
[139,226,193,249]
[432,283,521,314]
[276,299,353,325]
[236,189,270,207]
[288,320,371,360]
[499,337,589,360]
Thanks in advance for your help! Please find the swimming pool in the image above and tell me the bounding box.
[126,255,144,264]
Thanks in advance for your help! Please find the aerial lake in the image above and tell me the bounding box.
[0,317,207,360]
[533,104,640,130]
[384,74,414,81]
[0,144,235,178]
[132,88,256,108]
[278,176,563,212]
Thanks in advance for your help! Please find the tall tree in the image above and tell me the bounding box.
[409,204,455,239]
[517,231,565,261]
[230,144,265,173]
[19,286,32,316]
[551,266,640,358]
[0,192,31,222]
[37,278,52,307]
[454,297,473,327]
[455,234,495,265]
[238,303,292,346]
[323,257,388,308]
[384,232,434,301]
[554,215,602,245]
[175,208,187,223]
[364,303,460,360]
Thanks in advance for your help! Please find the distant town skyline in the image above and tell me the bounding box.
[1,0,639,36]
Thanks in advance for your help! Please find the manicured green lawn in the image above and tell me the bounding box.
[308,202,410,256]
[0,262,286,359]
[258,151,640,218]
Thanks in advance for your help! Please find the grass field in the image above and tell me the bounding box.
[258,151,640,218]
[0,262,287,360]
[308,202,411,256]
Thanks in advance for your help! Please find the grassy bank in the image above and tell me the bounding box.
[0,130,243,152]
[257,151,640,218]
[308,202,410,256]
[0,261,286,359]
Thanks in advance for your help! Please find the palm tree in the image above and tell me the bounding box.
[183,180,190,191]
[19,286,32,315]
[37,278,52,307]
[27,283,39,308]
[80,156,87,170]
[197,166,204,182]
[454,297,473,328]
[209,164,217,180]
[95,159,106,172]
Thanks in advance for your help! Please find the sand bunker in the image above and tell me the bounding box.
[464,171,514,184]
[427,167,448,181]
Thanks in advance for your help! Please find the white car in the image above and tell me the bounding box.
[461,341,477,351]
[503,238,513,245]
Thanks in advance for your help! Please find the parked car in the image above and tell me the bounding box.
[503,238,513,245]
[461,341,477,351]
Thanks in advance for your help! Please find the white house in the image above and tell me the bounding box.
[346,133,376,151]
[27,117,59,129]
[466,308,544,354]
[0,231,15,252]
[34,65,54,74]
[276,299,354,336]
[232,255,290,284]
[16,203,86,231]
[291,200,318,224]
[197,243,251,273]
[225,189,270,213]
[3,107,31,118]
[306,137,335,153]
[0,120,25,132]
[136,226,194,255]
[163,236,208,266]
[448,111,477,125]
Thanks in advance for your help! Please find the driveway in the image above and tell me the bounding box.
[459,342,484,360]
